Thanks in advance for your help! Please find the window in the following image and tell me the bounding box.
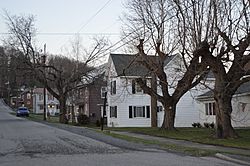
[101,87,107,98]
[157,106,163,112]
[205,102,216,115]
[134,106,145,117]
[39,94,43,101]
[27,93,31,99]
[39,105,44,110]
[111,81,116,95]
[110,106,117,118]
[129,106,150,118]
[132,80,143,94]
[48,94,54,100]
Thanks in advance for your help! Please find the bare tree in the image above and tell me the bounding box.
[123,0,209,130]
[174,0,250,138]
[3,12,109,123]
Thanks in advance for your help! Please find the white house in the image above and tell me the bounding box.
[106,53,214,127]
[33,88,59,116]
[196,82,250,127]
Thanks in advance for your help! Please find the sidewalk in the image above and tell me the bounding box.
[111,131,250,166]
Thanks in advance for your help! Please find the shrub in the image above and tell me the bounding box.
[196,122,202,128]
[96,120,100,127]
[210,122,215,129]
[192,122,197,128]
[77,114,90,125]
[204,122,210,128]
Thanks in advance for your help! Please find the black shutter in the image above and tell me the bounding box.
[115,106,117,118]
[146,106,150,118]
[110,106,112,118]
[113,81,116,94]
[133,106,136,117]
[143,106,145,117]
[129,106,133,118]
[132,80,135,94]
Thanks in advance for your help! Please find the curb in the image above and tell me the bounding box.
[215,153,250,166]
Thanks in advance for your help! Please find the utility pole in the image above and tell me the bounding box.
[101,92,107,131]
[42,44,47,121]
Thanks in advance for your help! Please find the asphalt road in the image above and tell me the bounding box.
[0,100,241,166]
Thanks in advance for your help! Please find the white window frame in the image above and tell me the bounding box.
[101,87,107,98]
[110,80,116,95]
[134,106,144,117]
[110,106,117,118]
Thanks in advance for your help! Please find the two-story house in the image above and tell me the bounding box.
[32,88,59,115]
[73,66,107,124]
[106,53,214,127]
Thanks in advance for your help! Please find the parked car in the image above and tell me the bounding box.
[16,107,29,117]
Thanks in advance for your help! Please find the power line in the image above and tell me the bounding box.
[0,32,119,36]
[77,0,113,33]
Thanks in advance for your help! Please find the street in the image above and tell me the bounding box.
[0,100,240,166]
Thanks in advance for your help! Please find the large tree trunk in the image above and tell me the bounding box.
[214,94,238,138]
[59,96,67,123]
[151,73,157,127]
[161,103,176,130]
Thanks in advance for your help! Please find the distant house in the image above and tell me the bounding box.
[73,66,107,124]
[196,82,250,127]
[32,88,59,115]
[20,89,33,111]
[106,53,214,127]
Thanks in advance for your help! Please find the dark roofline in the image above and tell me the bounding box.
[110,53,177,77]
[197,81,250,100]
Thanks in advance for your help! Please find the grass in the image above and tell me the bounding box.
[26,113,59,123]
[104,131,217,157]
[104,127,250,149]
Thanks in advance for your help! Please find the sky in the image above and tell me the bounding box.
[0,0,126,58]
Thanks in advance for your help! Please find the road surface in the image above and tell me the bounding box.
[0,100,240,166]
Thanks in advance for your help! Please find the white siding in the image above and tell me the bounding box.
[231,95,250,127]
[107,54,217,128]
[108,77,151,127]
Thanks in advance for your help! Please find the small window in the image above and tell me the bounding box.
[101,87,107,98]
[110,106,117,118]
[39,94,43,101]
[134,106,145,117]
[205,102,216,115]
[27,93,31,99]
[111,81,116,95]
[157,106,163,112]
[132,80,143,94]
[39,105,44,110]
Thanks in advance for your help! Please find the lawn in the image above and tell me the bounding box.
[105,127,250,149]
[26,113,59,123]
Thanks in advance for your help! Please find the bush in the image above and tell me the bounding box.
[197,122,202,128]
[192,122,197,128]
[192,122,202,128]
[204,122,210,128]
[210,122,215,129]
[77,114,90,125]
[96,120,100,127]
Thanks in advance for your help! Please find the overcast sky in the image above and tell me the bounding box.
[0,0,125,56]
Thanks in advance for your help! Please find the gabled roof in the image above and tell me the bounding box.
[110,53,176,77]
[197,81,250,99]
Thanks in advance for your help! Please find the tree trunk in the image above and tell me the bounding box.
[161,103,176,130]
[151,73,157,127]
[59,96,67,123]
[215,94,238,138]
